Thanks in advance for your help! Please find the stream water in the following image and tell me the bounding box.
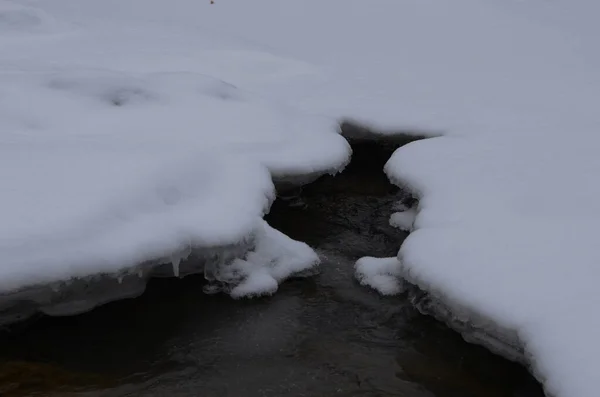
[0,142,545,397]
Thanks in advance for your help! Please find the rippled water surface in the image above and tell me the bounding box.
[0,143,545,397]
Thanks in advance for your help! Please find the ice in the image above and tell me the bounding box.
[171,258,180,278]
[355,257,403,296]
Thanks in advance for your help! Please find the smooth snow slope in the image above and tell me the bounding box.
[0,0,350,292]
[3,1,600,396]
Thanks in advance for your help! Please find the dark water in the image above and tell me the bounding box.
[0,143,544,397]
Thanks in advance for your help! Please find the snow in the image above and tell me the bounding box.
[386,135,600,397]
[226,221,320,299]
[3,0,600,395]
[0,0,350,294]
[355,257,403,296]
[389,208,417,232]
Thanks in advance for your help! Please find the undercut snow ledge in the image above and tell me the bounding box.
[403,282,526,364]
[384,135,600,397]
[0,219,321,326]
[382,140,532,378]
[0,51,350,324]
[0,72,349,325]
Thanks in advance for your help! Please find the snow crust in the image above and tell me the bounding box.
[3,1,600,396]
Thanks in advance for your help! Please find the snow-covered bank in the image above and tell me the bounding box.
[0,220,320,325]
[384,133,600,397]
[0,0,350,324]
[356,251,525,365]
[354,128,600,397]
[0,71,349,284]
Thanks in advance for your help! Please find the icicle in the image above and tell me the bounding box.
[117,276,123,284]
[172,258,180,277]
[138,269,143,278]
[181,245,192,260]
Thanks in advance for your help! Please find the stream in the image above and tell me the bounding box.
[0,142,545,397]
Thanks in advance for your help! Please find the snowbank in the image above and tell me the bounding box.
[0,70,346,290]
[385,134,600,397]
[0,0,350,320]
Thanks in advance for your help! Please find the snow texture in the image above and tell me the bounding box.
[355,257,403,296]
[389,208,417,232]
[379,2,600,396]
[226,221,320,299]
[2,1,600,396]
[0,0,350,296]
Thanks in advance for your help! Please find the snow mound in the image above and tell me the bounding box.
[224,221,320,298]
[355,257,403,296]
[389,208,416,232]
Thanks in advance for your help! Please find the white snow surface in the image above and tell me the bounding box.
[389,208,417,232]
[3,1,600,396]
[355,257,403,296]
[0,0,351,291]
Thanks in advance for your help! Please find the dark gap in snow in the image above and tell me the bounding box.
[340,119,440,144]
[344,116,533,366]
[271,136,544,397]
[335,123,544,396]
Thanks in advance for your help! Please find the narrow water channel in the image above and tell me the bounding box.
[0,142,544,397]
